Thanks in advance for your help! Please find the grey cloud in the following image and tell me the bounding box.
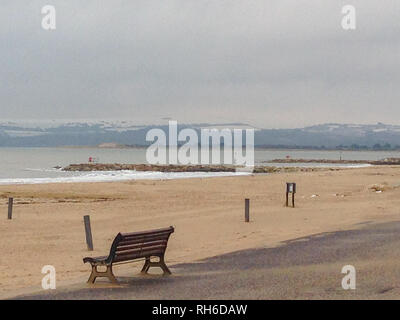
[0,0,399,128]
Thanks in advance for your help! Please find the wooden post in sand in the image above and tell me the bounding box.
[83,215,94,251]
[7,197,13,220]
[245,198,250,222]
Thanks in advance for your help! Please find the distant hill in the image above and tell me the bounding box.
[0,121,399,150]
[255,123,400,150]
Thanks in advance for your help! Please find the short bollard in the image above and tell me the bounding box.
[245,199,250,222]
[7,197,13,220]
[83,215,94,251]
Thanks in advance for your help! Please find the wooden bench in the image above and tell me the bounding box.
[83,226,174,283]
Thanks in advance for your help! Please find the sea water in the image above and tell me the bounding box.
[0,147,397,184]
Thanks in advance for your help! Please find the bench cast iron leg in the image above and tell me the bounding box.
[141,256,171,275]
[159,256,172,275]
[88,266,97,284]
[141,258,151,274]
[87,265,118,284]
[106,265,118,283]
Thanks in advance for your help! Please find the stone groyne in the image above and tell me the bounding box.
[62,163,340,174]
[266,158,400,165]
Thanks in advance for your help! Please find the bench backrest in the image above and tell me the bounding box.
[107,226,174,263]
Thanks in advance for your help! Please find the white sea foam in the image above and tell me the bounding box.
[305,163,372,168]
[23,167,62,172]
[339,164,372,168]
[0,170,251,185]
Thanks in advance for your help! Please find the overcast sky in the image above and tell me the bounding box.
[1,1,399,128]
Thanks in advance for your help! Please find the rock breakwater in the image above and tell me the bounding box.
[62,163,339,174]
[266,158,400,165]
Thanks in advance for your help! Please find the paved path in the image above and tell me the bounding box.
[14,221,400,299]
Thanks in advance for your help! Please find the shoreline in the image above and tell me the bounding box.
[0,165,362,186]
[0,171,252,186]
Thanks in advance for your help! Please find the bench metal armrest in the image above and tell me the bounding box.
[83,256,109,266]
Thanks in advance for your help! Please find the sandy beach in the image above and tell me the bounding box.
[1,166,400,299]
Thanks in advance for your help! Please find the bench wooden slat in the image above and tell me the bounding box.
[121,227,174,238]
[118,235,171,246]
[116,240,167,252]
[116,243,166,256]
[114,248,166,262]
[121,230,172,240]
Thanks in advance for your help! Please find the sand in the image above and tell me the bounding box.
[1,166,400,299]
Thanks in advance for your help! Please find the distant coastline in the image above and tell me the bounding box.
[46,144,400,151]
[2,122,400,150]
